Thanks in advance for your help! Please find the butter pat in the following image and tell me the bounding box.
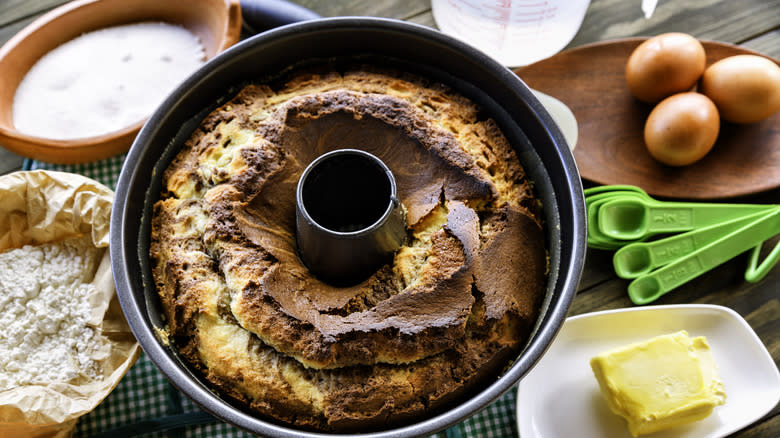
[590,331,726,436]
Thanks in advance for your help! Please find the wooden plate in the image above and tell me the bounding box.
[514,38,780,200]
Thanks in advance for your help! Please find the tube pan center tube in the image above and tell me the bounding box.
[295,148,407,286]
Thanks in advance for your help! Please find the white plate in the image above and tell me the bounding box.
[516,304,780,438]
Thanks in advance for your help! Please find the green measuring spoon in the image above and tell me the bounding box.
[585,186,651,249]
[613,209,774,279]
[587,196,632,249]
[598,197,778,241]
[627,207,780,305]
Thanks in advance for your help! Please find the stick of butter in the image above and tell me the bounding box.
[590,330,726,436]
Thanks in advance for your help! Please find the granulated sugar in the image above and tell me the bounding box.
[12,22,205,139]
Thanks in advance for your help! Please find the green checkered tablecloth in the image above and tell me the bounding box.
[24,155,521,438]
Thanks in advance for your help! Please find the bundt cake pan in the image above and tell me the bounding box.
[111,17,586,437]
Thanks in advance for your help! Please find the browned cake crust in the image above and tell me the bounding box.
[150,67,547,431]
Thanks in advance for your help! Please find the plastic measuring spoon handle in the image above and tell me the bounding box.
[599,198,777,240]
[745,238,780,283]
[613,210,773,279]
[627,207,780,305]
[584,184,647,197]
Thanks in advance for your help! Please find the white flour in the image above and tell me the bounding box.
[0,236,106,390]
[12,22,205,139]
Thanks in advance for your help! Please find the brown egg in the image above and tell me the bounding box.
[626,33,706,103]
[700,54,780,124]
[644,92,720,166]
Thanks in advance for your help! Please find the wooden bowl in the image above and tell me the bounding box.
[0,0,241,164]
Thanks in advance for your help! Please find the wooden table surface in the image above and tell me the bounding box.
[1,1,777,437]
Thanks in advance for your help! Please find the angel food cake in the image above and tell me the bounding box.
[150,67,548,431]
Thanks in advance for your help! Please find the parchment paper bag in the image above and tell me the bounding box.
[0,170,141,438]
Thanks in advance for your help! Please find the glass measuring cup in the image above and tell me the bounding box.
[431,0,591,67]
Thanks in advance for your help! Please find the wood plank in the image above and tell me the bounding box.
[575,248,616,291]
[0,15,36,47]
[407,11,436,28]
[293,0,429,20]
[735,414,779,438]
[0,0,68,28]
[375,3,780,60]
[0,147,25,174]
[569,0,780,52]
[742,29,780,59]
[744,298,779,362]
[0,15,38,171]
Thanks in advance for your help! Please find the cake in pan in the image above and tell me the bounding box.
[150,67,547,431]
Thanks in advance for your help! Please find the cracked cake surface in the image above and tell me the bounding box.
[150,67,547,431]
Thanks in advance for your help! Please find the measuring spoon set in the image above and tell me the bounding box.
[585,185,780,305]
